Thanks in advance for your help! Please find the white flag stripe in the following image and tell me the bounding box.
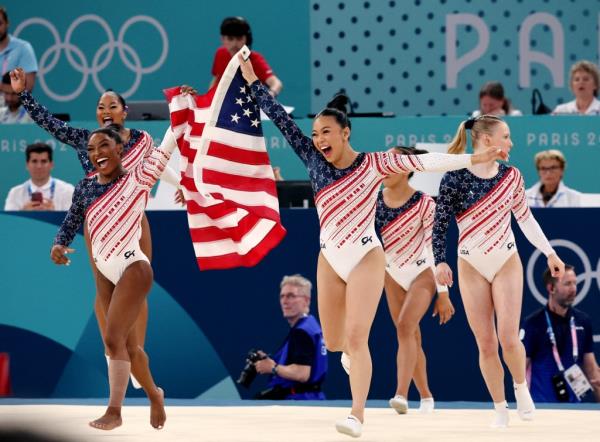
[193,218,276,257]
[202,126,266,152]
[188,210,249,229]
[199,156,275,179]
[193,107,211,122]
[200,183,279,209]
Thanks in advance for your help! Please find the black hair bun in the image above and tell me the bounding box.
[326,93,350,114]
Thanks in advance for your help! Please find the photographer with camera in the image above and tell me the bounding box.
[238,274,327,400]
[4,143,74,211]
[521,265,600,402]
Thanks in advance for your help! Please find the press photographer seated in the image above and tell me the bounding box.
[239,274,327,400]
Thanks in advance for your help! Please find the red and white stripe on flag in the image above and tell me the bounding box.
[164,51,286,270]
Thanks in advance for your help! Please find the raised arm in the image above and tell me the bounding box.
[135,127,178,189]
[239,55,313,164]
[511,168,565,278]
[11,68,90,149]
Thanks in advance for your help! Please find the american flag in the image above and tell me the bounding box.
[164,50,286,270]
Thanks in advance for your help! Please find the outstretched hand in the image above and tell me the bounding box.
[472,145,509,164]
[10,67,27,94]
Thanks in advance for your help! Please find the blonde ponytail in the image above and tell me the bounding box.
[447,121,468,154]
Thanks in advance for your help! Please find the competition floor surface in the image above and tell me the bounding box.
[0,400,598,442]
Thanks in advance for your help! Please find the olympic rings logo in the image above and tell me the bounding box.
[13,14,168,101]
[526,239,600,306]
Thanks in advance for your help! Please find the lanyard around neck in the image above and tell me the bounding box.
[544,309,578,372]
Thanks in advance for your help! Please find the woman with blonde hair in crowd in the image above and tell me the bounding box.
[553,60,600,115]
[433,115,565,428]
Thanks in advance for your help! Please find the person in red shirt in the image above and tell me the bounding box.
[209,17,283,96]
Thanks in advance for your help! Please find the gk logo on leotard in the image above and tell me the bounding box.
[416,259,426,266]
[361,236,373,245]
[320,241,326,249]
[124,250,136,259]
[14,15,169,101]
[507,242,515,250]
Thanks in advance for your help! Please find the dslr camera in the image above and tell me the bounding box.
[236,349,266,388]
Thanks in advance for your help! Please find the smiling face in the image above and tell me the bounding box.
[87,132,123,178]
[311,115,350,164]
[96,92,127,128]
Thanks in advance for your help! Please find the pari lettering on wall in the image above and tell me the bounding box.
[310,0,600,115]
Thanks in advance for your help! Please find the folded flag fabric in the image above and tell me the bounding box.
[164,48,286,270]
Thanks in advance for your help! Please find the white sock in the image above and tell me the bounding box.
[418,397,434,413]
[514,381,535,421]
[491,401,509,428]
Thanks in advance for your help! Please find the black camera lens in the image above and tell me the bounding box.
[236,349,267,388]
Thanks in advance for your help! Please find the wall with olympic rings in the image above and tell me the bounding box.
[3,0,600,119]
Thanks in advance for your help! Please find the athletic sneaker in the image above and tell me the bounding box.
[335,415,362,438]
[418,397,434,413]
[341,352,351,375]
[514,382,535,421]
[389,395,409,414]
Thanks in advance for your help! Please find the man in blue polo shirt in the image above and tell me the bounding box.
[0,6,37,95]
[521,264,600,402]
[253,274,327,400]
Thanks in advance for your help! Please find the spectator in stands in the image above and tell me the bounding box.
[526,150,581,207]
[4,142,74,211]
[0,6,37,94]
[209,16,283,96]
[0,71,31,123]
[471,81,522,117]
[553,60,600,115]
[521,265,600,402]
[252,274,327,399]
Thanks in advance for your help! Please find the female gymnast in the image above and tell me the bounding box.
[433,115,565,427]
[239,55,506,437]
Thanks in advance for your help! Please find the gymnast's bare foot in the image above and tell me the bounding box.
[89,407,122,430]
[149,387,166,429]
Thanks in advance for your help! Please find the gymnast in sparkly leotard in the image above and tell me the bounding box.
[375,147,454,415]
[239,55,507,438]
[433,115,565,428]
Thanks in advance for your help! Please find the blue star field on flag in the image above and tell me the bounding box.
[216,70,262,136]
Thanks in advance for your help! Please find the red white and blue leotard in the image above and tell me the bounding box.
[433,164,554,282]
[375,191,447,292]
[251,81,474,282]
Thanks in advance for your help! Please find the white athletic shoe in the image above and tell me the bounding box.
[514,382,535,421]
[341,352,351,375]
[418,397,434,413]
[389,395,409,414]
[335,415,362,438]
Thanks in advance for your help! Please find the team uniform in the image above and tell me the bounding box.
[19,91,180,184]
[54,130,177,285]
[375,191,447,293]
[250,81,473,282]
[433,164,555,282]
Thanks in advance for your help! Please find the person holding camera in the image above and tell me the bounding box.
[4,142,74,211]
[521,265,600,403]
[245,274,327,400]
